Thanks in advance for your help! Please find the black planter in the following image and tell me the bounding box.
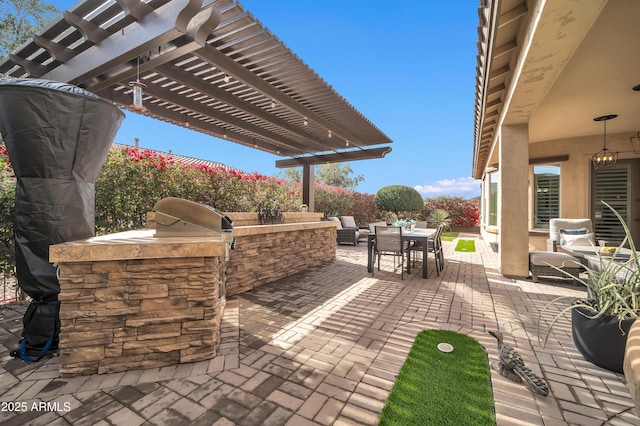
[572,305,635,373]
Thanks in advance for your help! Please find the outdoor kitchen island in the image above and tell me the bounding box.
[49,213,338,377]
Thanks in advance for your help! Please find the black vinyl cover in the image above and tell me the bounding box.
[0,79,124,356]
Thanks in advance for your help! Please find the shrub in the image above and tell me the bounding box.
[422,196,479,228]
[0,145,15,277]
[314,183,381,226]
[376,185,424,217]
[0,144,389,274]
[95,146,304,233]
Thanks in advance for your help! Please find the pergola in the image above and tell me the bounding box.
[0,0,392,210]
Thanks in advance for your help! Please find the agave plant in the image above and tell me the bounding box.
[538,201,640,347]
[427,209,452,230]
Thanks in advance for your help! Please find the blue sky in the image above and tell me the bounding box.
[53,0,480,198]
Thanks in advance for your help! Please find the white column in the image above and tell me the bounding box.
[499,124,530,277]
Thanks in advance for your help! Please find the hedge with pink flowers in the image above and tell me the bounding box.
[421,196,480,228]
[0,145,480,276]
[94,146,381,232]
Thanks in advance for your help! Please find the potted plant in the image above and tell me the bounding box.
[393,219,407,229]
[538,201,640,373]
[300,204,308,213]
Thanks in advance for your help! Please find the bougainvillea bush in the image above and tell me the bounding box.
[1,144,380,234]
[95,146,304,233]
[314,182,380,226]
[0,145,16,277]
[0,144,479,275]
[422,196,480,228]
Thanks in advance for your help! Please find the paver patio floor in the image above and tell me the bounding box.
[1,233,638,425]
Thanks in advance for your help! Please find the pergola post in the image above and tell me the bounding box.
[302,164,315,212]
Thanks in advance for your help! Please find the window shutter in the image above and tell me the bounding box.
[534,173,559,228]
[594,165,629,246]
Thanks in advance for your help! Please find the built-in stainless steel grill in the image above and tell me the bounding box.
[153,197,235,256]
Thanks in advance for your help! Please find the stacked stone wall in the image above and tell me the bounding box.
[226,226,336,295]
[57,256,225,377]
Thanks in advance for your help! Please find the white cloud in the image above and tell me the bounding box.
[414,177,481,198]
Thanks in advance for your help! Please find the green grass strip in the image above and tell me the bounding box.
[455,239,476,252]
[380,330,495,426]
[440,231,458,242]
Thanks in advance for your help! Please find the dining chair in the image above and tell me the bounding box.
[373,225,405,279]
[407,224,445,276]
[431,224,445,272]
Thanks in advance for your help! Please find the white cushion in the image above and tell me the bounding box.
[562,232,594,247]
[529,251,581,267]
[340,216,357,228]
[549,218,593,243]
[327,216,342,229]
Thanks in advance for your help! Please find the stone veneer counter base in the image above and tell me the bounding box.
[49,230,228,377]
[48,221,338,377]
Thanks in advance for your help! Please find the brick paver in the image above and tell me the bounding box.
[1,232,638,425]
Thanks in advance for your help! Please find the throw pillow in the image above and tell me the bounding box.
[559,228,588,245]
[563,232,594,247]
[560,227,588,235]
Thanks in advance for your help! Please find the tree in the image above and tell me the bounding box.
[281,167,302,182]
[278,163,364,190]
[0,0,58,58]
[375,185,424,216]
[316,163,363,190]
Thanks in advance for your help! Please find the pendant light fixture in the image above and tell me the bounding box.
[129,57,147,113]
[591,114,618,168]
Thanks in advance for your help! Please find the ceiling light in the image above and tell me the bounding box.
[345,140,349,147]
[270,100,276,109]
[328,130,332,138]
[592,114,618,168]
[303,117,308,126]
[224,74,230,83]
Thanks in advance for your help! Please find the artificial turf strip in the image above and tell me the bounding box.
[440,231,458,242]
[455,239,476,252]
[379,330,495,426]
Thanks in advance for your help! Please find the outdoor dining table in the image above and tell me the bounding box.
[367,227,436,279]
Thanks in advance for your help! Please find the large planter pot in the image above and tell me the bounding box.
[572,305,635,373]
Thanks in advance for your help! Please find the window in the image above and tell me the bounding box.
[487,171,499,226]
[533,165,560,229]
